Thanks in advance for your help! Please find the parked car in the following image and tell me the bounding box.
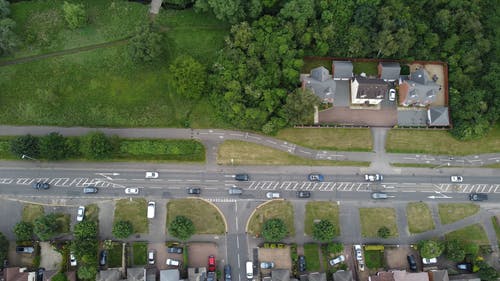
[353,245,363,261]
[36,268,45,281]
[266,192,280,199]
[407,255,417,271]
[70,252,77,266]
[296,191,311,198]
[83,186,98,194]
[16,246,34,254]
[187,187,201,195]
[298,255,306,272]
[308,173,324,182]
[224,265,232,281]
[235,174,249,181]
[166,258,180,267]
[148,250,155,265]
[329,255,345,266]
[167,247,183,254]
[371,192,388,199]
[76,206,85,222]
[260,261,275,269]
[99,251,107,266]
[457,263,472,272]
[422,257,437,265]
[358,261,365,271]
[365,174,383,181]
[450,176,463,183]
[246,261,253,279]
[125,187,139,194]
[147,201,156,219]
[389,89,396,101]
[469,193,488,201]
[145,172,159,179]
[208,255,216,272]
[228,188,243,195]
[32,182,50,190]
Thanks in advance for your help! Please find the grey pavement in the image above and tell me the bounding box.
[0,198,23,240]
[98,200,115,240]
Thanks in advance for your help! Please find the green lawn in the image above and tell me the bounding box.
[304,202,340,237]
[0,137,17,159]
[217,140,369,166]
[364,250,384,269]
[491,217,500,245]
[167,199,226,234]
[132,242,147,266]
[438,203,480,225]
[22,204,44,223]
[406,202,435,234]
[386,125,500,155]
[445,224,489,245]
[390,163,438,168]
[107,242,123,268]
[352,61,378,75]
[275,128,373,151]
[84,204,99,223]
[114,198,148,234]
[248,201,295,237]
[359,208,398,238]
[303,243,321,272]
[117,139,205,162]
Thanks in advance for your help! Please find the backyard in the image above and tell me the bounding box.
[304,201,340,237]
[359,208,398,238]
[107,242,123,268]
[131,242,147,266]
[166,199,226,234]
[248,201,295,237]
[438,203,480,225]
[114,198,148,234]
[303,243,321,272]
[406,202,435,234]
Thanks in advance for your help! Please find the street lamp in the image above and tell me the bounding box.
[21,154,38,161]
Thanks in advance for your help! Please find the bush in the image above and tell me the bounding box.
[0,232,8,261]
[10,134,40,158]
[33,213,59,241]
[39,132,68,160]
[81,132,113,159]
[445,239,465,262]
[312,220,336,242]
[73,221,97,240]
[377,226,391,238]
[129,24,164,63]
[261,218,288,242]
[169,55,206,100]
[326,242,343,255]
[169,216,195,240]
[51,273,68,281]
[418,240,445,259]
[24,9,64,46]
[112,220,133,239]
[13,221,33,242]
[62,1,86,29]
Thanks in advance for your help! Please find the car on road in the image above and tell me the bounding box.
[329,255,345,266]
[32,182,50,190]
[145,172,159,179]
[15,246,34,254]
[83,186,98,194]
[228,188,243,195]
[353,245,363,261]
[450,176,463,183]
[235,174,250,181]
[208,255,216,272]
[167,247,183,254]
[148,250,155,265]
[125,187,139,194]
[260,261,275,269]
[296,191,311,198]
[389,89,396,101]
[469,193,488,201]
[365,174,383,181]
[407,255,417,271]
[76,206,85,222]
[70,252,77,266]
[298,255,306,272]
[187,187,201,195]
[99,250,107,266]
[266,192,280,199]
[371,192,388,199]
[224,265,232,281]
[457,263,472,272]
[308,173,324,182]
[166,258,180,267]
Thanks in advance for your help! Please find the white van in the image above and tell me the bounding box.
[246,261,253,279]
[147,201,156,219]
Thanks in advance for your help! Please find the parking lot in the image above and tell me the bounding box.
[258,247,292,275]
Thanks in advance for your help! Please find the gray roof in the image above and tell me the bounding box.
[332,271,353,281]
[333,61,353,79]
[379,62,401,80]
[397,109,427,126]
[127,268,145,281]
[160,270,179,281]
[311,66,330,82]
[145,268,156,281]
[355,76,388,99]
[401,69,440,106]
[97,269,121,281]
[271,269,290,281]
[302,69,336,102]
[431,270,449,281]
[427,106,449,126]
[308,273,326,281]
[410,69,431,85]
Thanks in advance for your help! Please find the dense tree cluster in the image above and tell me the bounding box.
[33,213,59,241]
[169,215,195,240]
[312,220,336,242]
[261,218,288,241]
[0,0,17,56]
[13,221,34,242]
[72,219,99,280]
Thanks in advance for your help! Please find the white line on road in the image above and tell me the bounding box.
[230,133,244,137]
[404,157,417,160]
[299,150,312,154]
[167,179,182,182]
[266,140,277,144]
[205,180,219,182]
[248,135,261,140]
[186,179,201,182]
[205,187,217,190]
[488,157,500,160]
[236,235,240,248]
[237,253,241,268]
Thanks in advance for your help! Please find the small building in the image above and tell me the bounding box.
[351,76,388,105]
[160,270,180,281]
[429,270,449,281]
[392,270,429,281]
[96,269,121,281]
[399,69,440,107]
[378,62,401,81]
[369,271,395,281]
[427,106,449,126]
[332,270,353,281]
[188,267,206,281]
[332,61,353,80]
[271,269,290,281]
[302,66,336,103]
[127,268,145,281]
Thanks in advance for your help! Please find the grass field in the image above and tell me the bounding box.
[364,250,384,269]
[132,242,147,266]
[353,62,378,75]
[304,202,340,237]
[114,198,148,234]
[217,140,369,166]
[22,204,44,223]
[108,242,123,268]
[445,224,489,245]
[303,244,321,272]
[438,203,480,225]
[248,201,295,237]
[387,125,500,155]
[275,128,373,151]
[167,199,225,234]
[406,202,435,234]
[492,217,500,245]
[359,208,398,238]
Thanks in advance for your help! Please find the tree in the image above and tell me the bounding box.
[71,239,98,259]
[33,213,59,241]
[169,216,195,240]
[326,242,344,255]
[261,218,288,242]
[62,2,86,29]
[445,239,465,262]
[312,220,336,242]
[478,265,499,281]
[377,226,390,238]
[0,0,10,19]
[51,272,68,281]
[129,24,164,63]
[13,221,33,241]
[77,265,97,280]
[40,132,68,160]
[112,221,133,239]
[81,132,113,160]
[281,89,320,126]
[10,134,40,158]
[418,240,445,259]
[169,55,207,100]
[0,232,8,261]
[73,221,97,240]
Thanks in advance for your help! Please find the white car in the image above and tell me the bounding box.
[148,250,155,265]
[166,258,180,266]
[70,252,77,266]
[365,174,383,182]
[450,176,463,183]
[76,206,85,222]
[266,192,280,199]
[145,172,159,179]
[389,89,396,101]
[329,255,345,266]
[353,245,363,261]
[125,187,139,194]
[422,257,437,264]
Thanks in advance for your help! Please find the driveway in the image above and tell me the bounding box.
[258,247,291,273]
[0,199,23,240]
[385,245,420,271]
[187,242,218,268]
[318,107,397,126]
[40,242,62,270]
[148,242,168,270]
[98,200,115,240]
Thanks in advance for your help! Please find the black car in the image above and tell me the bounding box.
[235,174,249,181]
[167,247,183,254]
[36,268,45,281]
[469,193,488,201]
[407,255,417,271]
[298,255,306,272]
[296,191,311,198]
[32,182,50,190]
[99,250,107,266]
[224,265,232,281]
[187,188,201,195]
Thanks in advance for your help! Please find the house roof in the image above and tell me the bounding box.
[127,268,145,281]
[333,61,353,79]
[3,267,33,281]
[370,271,395,281]
[354,76,388,99]
[379,62,401,80]
[145,268,156,281]
[308,272,326,281]
[427,107,449,126]
[97,269,121,281]
[311,66,330,82]
[410,69,431,85]
[160,270,179,281]
[272,269,290,281]
[430,270,449,281]
[302,68,336,102]
[392,270,429,281]
[400,69,440,106]
[332,270,353,281]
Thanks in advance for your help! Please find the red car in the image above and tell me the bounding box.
[208,255,216,272]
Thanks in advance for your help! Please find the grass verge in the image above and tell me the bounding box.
[445,224,489,245]
[85,204,99,223]
[365,250,384,269]
[22,204,44,223]
[390,163,438,168]
[359,208,398,238]
[248,201,295,237]
[492,217,500,245]
[132,242,147,266]
[108,242,123,268]
[304,202,340,237]
[217,140,369,166]
[438,203,480,225]
[167,199,225,234]
[303,243,321,272]
[114,198,148,234]
[406,202,435,234]
[276,128,372,151]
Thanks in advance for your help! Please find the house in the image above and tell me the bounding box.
[96,269,121,281]
[392,270,429,281]
[127,268,145,281]
[369,271,395,281]
[332,270,353,281]
[351,76,388,105]
[429,270,449,281]
[160,270,180,281]
[427,106,449,126]
[308,272,326,281]
[145,268,156,281]
[332,61,353,80]
[378,62,401,81]
[301,66,336,103]
[3,267,36,281]
[271,269,290,281]
[188,267,206,281]
[399,68,440,106]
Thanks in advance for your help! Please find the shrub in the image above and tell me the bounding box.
[169,55,206,100]
[13,221,33,242]
[377,226,390,238]
[261,218,288,242]
[10,134,39,158]
[312,220,336,242]
[62,1,86,29]
[129,24,164,63]
[33,213,59,241]
[74,221,97,240]
[112,220,133,239]
[81,132,113,159]
[169,216,195,240]
[39,132,68,160]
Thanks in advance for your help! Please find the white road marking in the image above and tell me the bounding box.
[266,140,277,144]
[206,180,219,182]
[248,135,261,140]
[230,133,244,137]
[299,150,312,154]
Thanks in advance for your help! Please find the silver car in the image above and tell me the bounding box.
[266,192,280,199]
[125,187,139,194]
[76,206,85,222]
[371,192,388,199]
[145,171,159,179]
